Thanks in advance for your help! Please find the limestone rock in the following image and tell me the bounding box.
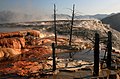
[0,37,25,49]
[0,48,21,59]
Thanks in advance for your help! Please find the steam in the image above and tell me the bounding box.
[0,10,52,24]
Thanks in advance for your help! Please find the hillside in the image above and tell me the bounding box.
[101,13,120,32]
[52,14,108,20]
[75,14,108,20]
[51,20,120,50]
[1,19,120,50]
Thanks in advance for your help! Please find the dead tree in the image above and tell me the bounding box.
[52,43,56,71]
[54,4,57,45]
[69,4,75,46]
[69,4,75,58]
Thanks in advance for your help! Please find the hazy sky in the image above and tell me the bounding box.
[0,0,120,15]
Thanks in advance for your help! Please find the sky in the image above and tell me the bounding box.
[0,0,120,15]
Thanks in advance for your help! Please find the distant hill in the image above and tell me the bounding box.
[51,14,71,20]
[101,13,120,31]
[51,14,108,20]
[75,14,108,20]
[0,10,108,23]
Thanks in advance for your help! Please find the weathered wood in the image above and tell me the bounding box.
[93,33,100,76]
[107,31,112,69]
[52,43,56,71]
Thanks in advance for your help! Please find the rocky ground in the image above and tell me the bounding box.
[0,29,85,79]
[0,20,120,79]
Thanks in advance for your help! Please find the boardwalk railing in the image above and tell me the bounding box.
[93,31,112,76]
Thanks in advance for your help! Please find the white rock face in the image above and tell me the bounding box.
[74,20,109,33]
[46,56,93,69]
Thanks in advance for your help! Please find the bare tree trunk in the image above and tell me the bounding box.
[69,4,75,58]
[54,4,57,45]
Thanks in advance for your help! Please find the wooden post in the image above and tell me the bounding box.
[52,43,56,71]
[54,4,57,45]
[107,31,112,69]
[69,4,75,58]
[93,33,99,76]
